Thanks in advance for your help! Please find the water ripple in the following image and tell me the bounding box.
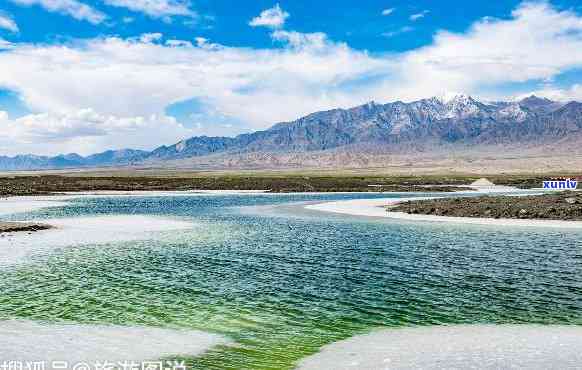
[1,194,582,369]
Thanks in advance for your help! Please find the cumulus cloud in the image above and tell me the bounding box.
[102,0,196,20]
[10,0,106,24]
[166,39,193,48]
[1,2,582,155]
[0,12,18,32]
[249,4,289,29]
[410,10,429,21]
[0,32,383,125]
[139,32,163,43]
[381,8,395,16]
[387,1,582,100]
[0,109,193,156]
[271,30,330,49]
[518,84,582,102]
[193,36,220,50]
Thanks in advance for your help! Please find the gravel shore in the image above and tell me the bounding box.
[392,191,582,220]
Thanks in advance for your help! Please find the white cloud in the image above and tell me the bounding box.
[1,2,582,155]
[410,10,429,21]
[271,30,330,50]
[193,37,221,50]
[381,8,395,16]
[139,32,163,43]
[0,13,18,32]
[10,0,106,24]
[387,1,582,100]
[166,39,193,48]
[0,32,382,123]
[518,84,582,102]
[0,109,193,156]
[382,26,413,38]
[350,1,582,103]
[102,0,196,19]
[194,37,207,47]
[249,4,289,29]
[0,38,14,49]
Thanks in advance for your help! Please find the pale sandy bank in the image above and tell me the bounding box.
[383,211,582,229]
[60,190,270,197]
[0,191,272,216]
[305,198,432,218]
[305,192,582,229]
[0,215,194,265]
[0,196,67,215]
[298,325,582,370]
[0,320,228,369]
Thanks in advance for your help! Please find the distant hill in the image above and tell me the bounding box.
[2,95,582,171]
[0,149,148,171]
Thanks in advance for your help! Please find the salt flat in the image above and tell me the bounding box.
[305,197,433,218]
[0,196,67,215]
[0,320,228,369]
[305,189,582,229]
[0,215,194,265]
[298,325,582,370]
[0,191,272,217]
[59,190,270,197]
[383,211,582,229]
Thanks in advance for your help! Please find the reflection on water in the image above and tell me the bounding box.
[1,193,582,369]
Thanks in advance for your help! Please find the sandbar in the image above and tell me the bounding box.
[298,325,582,370]
[305,191,582,229]
[0,320,228,369]
[0,215,194,265]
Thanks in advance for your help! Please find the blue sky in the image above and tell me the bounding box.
[4,0,573,52]
[2,0,577,52]
[0,0,582,155]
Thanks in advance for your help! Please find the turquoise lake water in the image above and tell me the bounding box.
[1,193,582,369]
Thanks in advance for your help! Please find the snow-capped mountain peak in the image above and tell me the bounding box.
[429,93,482,119]
[434,92,470,104]
[1,94,576,171]
[497,103,528,122]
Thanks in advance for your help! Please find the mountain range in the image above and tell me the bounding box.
[1,94,581,171]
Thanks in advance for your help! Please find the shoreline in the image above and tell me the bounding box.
[0,215,195,265]
[305,190,582,229]
[298,325,582,369]
[0,189,479,217]
[0,197,69,216]
[0,320,228,368]
[392,191,582,221]
[5,188,581,250]
[0,187,474,200]
[0,174,497,197]
[383,211,582,229]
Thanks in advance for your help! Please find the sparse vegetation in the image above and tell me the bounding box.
[0,172,574,197]
[0,175,476,195]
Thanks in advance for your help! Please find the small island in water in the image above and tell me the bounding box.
[0,221,53,234]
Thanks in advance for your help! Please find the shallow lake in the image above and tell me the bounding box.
[1,193,581,369]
